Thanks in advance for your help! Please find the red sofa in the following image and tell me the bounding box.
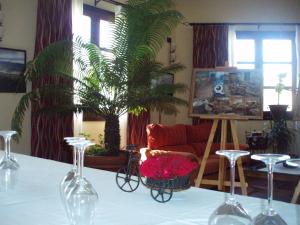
[141,123,248,176]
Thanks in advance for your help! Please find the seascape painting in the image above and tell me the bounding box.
[0,48,26,93]
[190,68,263,119]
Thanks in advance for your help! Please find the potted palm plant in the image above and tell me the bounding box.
[11,0,187,159]
[268,73,294,153]
[269,73,288,120]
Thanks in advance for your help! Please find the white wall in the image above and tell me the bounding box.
[0,0,37,155]
[176,0,300,23]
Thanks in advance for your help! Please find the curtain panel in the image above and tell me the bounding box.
[192,24,229,125]
[31,0,73,162]
[127,111,150,149]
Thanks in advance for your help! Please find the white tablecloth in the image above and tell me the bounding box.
[0,151,300,225]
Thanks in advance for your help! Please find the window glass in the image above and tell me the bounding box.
[99,20,113,49]
[263,64,292,87]
[236,63,255,70]
[235,39,255,62]
[263,89,292,111]
[81,15,91,42]
[263,40,292,62]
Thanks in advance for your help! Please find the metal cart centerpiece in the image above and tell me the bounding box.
[116,145,198,203]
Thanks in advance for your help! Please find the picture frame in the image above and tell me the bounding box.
[0,47,26,93]
[189,67,263,119]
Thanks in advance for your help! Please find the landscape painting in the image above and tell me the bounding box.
[0,48,26,93]
[190,68,263,119]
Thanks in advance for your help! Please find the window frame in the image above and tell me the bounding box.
[83,4,114,48]
[235,31,297,120]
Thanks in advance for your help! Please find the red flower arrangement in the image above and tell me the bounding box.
[140,155,198,180]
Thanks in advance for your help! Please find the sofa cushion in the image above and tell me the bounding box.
[186,123,212,144]
[147,124,187,149]
[191,142,208,157]
[158,145,197,156]
[198,155,221,175]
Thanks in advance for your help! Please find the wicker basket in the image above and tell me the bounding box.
[145,174,191,191]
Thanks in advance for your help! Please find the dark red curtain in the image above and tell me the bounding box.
[127,111,150,149]
[192,24,228,125]
[31,0,73,162]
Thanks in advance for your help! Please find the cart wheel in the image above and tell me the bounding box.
[150,187,173,203]
[139,172,147,187]
[116,166,140,192]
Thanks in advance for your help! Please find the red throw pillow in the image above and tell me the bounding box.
[147,124,187,149]
[186,123,212,143]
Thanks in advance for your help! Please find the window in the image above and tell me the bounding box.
[234,31,296,116]
[82,4,114,56]
[81,5,115,121]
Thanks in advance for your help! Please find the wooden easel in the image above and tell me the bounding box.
[194,117,248,195]
[291,180,300,204]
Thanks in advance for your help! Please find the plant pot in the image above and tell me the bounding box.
[269,105,288,121]
[84,150,128,172]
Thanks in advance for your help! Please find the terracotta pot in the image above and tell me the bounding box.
[84,151,128,172]
[269,105,288,121]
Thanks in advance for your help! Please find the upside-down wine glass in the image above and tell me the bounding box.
[209,150,252,225]
[0,131,19,170]
[60,137,86,197]
[251,154,290,225]
[65,140,98,225]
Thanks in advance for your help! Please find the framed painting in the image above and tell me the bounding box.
[189,68,263,119]
[0,48,26,93]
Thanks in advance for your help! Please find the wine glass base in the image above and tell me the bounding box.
[209,202,252,225]
[0,157,20,170]
[253,212,287,225]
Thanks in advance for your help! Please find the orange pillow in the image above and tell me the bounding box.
[147,124,187,149]
[186,123,212,143]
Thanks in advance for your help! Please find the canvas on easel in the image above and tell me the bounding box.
[189,68,263,119]
[189,67,263,195]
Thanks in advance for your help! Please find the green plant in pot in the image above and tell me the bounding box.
[269,73,288,120]
[11,0,187,156]
[268,73,294,153]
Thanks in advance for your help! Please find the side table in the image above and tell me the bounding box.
[259,162,300,204]
[286,159,300,204]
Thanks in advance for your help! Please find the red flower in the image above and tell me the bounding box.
[140,155,198,180]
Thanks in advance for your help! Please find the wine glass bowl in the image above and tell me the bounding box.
[209,150,252,225]
[0,131,19,170]
[251,154,290,225]
[285,158,300,168]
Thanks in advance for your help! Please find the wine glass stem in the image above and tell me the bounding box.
[76,148,81,177]
[72,147,77,170]
[79,147,85,179]
[267,163,274,214]
[4,137,10,159]
[230,159,236,201]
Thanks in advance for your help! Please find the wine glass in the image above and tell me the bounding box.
[65,140,98,225]
[0,131,19,170]
[209,150,252,225]
[251,154,290,225]
[60,137,86,197]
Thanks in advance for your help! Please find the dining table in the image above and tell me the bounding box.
[0,151,300,225]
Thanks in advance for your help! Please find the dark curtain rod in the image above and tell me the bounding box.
[189,22,300,26]
[94,0,125,6]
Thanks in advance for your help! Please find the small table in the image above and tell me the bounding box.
[286,159,300,204]
[259,162,300,204]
